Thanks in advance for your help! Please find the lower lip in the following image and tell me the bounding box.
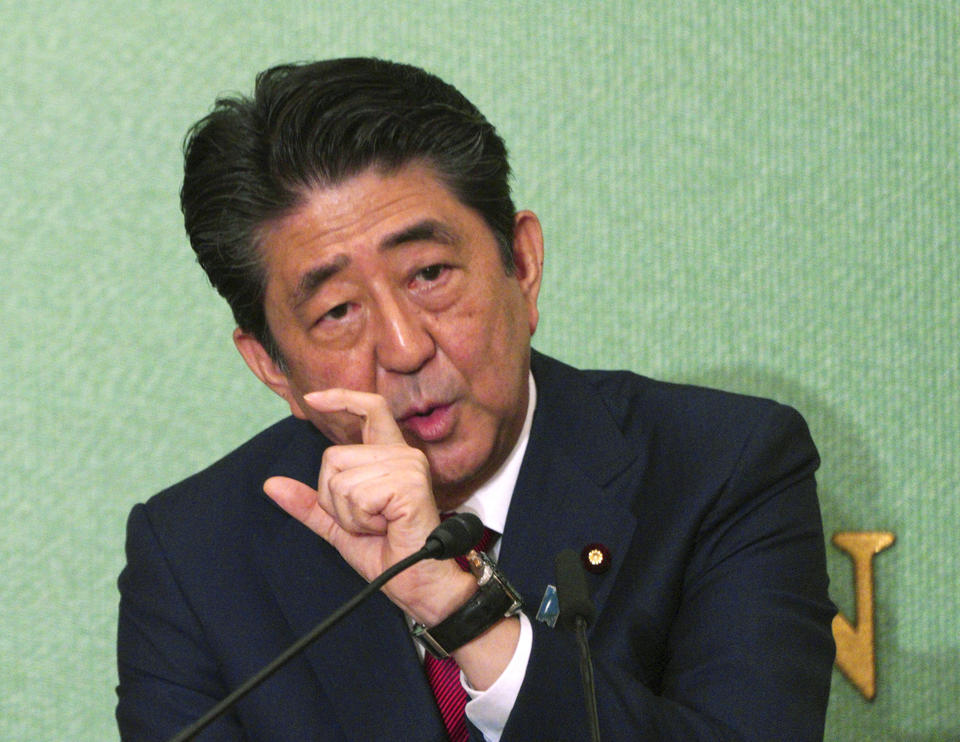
[400,404,455,442]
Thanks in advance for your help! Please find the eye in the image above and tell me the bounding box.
[416,264,448,282]
[407,262,458,307]
[320,302,351,322]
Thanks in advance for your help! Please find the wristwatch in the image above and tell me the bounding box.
[412,549,523,659]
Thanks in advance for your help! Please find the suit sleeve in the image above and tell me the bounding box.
[116,503,247,741]
[501,403,836,741]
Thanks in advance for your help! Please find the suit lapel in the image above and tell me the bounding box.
[499,353,642,626]
[255,423,446,741]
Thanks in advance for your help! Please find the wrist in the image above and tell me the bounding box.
[405,566,477,626]
[453,614,521,692]
[412,550,524,659]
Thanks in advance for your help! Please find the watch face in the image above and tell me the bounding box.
[465,549,492,582]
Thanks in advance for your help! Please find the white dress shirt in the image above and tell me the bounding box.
[445,373,536,742]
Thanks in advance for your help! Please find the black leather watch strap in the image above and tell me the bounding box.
[413,556,522,659]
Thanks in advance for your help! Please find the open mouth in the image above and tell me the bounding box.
[398,403,454,442]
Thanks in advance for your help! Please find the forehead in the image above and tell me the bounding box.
[259,164,479,265]
[255,163,505,317]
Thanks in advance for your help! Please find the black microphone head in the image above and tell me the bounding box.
[554,548,596,630]
[425,512,484,559]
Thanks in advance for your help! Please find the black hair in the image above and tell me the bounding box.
[180,57,515,363]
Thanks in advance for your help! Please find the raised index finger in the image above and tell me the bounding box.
[303,388,406,446]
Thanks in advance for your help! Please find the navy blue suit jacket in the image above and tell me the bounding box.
[117,352,835,740]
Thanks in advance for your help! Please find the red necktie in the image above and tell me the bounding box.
[424,522,497,742]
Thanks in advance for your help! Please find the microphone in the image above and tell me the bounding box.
[554,549,601,742]
[425,512,484,559]
[555,548,597,630]
[167,512,482,742]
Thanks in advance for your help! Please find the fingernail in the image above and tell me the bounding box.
[304,390,334,404]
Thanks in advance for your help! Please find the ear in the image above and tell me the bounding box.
[511,210,545,335]
[233,328,308,419]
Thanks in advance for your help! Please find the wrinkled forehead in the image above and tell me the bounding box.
[257,159,465,248]
[255,163,502,298]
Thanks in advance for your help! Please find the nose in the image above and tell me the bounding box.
[373,292,436,375]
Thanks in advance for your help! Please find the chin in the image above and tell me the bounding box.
[427,450,495,502]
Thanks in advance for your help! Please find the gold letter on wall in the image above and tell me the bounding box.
[831,531,896,700]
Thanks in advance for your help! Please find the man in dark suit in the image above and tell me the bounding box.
[117,58,835,740]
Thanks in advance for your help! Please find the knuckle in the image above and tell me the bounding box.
[404,445,428,464]
[321,446,338,466]
[326,470,346,497]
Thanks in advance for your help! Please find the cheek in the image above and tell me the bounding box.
[286,343,379,397]
[308,409,365,445]
[447,300,529,399]
[459,284,526,349]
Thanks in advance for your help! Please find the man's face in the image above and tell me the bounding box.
[235,163,543,507]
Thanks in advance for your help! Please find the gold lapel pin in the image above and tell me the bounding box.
[580,543,611,574]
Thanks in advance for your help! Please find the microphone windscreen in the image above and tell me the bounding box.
[554,548,596,630]
[425,512,484,559]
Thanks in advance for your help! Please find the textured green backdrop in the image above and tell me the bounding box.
[2,1,957,739]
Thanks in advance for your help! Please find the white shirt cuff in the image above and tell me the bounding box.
[461,612,532,742]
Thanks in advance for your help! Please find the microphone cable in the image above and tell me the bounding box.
[167,513,483,742]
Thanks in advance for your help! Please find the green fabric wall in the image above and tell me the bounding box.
[2,1,956,739]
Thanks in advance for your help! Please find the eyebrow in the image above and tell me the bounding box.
[291,254,349,309]
[380,219,459,250]
[290,219,460,309]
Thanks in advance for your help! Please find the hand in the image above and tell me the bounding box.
[263,388,475,624]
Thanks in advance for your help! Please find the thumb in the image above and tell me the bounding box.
[263,475,338,540]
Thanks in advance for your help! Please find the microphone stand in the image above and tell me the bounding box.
[554,548,601,742]
[574,615,601,742]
